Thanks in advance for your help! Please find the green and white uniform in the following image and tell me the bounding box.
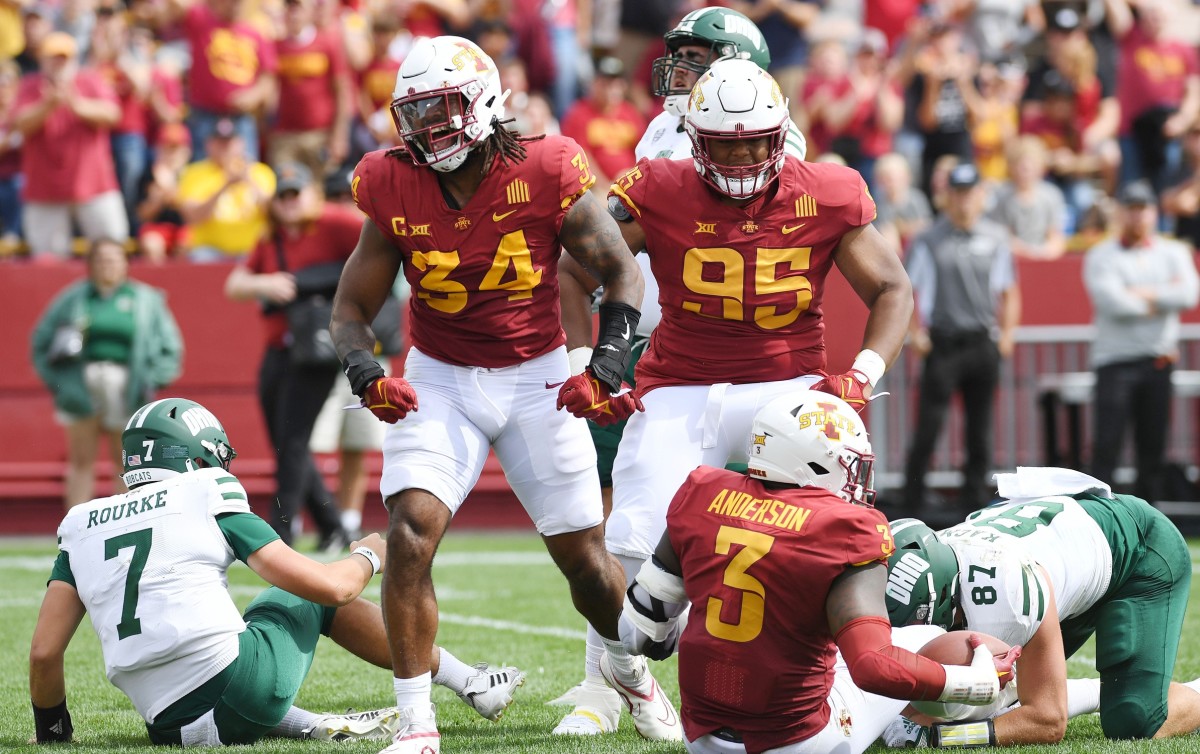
[51,467,335,744]
[940,486,1190,739]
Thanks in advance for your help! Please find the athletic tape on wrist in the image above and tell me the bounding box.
[851,349,886,388]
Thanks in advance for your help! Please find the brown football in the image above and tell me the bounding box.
[911,630,1017,721]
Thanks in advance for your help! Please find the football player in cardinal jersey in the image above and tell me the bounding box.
[556,56,913,733]
[883,467,1200,747]
[616,391,1018,754]
[553,9,810,736]
[328,36,684,751]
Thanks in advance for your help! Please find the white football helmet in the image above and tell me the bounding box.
[390,36,510,172]
[685,57,788,200]
[747,390,876,506]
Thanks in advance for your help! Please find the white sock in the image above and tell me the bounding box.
[341,509,362,533]
[432,647,474,693]
[584,625,607,682]
[601,636,638,678]
[271,706,320,738]
[1183,678,1200,697]
[394,673,433,711]
[1066,677,1102,718]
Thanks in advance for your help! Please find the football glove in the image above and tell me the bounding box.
[362,377,418,423]
[811,369,871,413]
[555,370,644,427]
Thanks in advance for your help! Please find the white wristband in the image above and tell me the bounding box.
[352,546,381,575]
[567,346,593,376]
[937,658,999,705]
[851,349,886,388]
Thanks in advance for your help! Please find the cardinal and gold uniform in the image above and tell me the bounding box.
[606,157,877,560]
[351,136,605,533]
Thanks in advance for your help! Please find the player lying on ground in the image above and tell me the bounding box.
[884,467,1200,746]
[616,390,1018,754]
[29,398,524,746]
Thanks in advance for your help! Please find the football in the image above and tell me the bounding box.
[911,630,1018,722]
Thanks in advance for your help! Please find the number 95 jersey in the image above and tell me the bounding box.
[610,157,877,394]
[352,135,597,369]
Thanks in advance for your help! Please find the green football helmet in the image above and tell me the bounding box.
[884,518,960,630]
[653,7,772,116]
[121,398,238,487]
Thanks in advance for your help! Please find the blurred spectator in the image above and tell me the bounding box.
[16,5,51,74]
[726,0,824,129]
[1109,0,1200,193]
[224,161,360,547]
[352,15,403,157]
[135,122,191,262]
[903,163,1019,513]
[178,0,277,161]
[315,0,372,73]
[134,23,186,137]
[560,55,644,188]
[90,5,153,234]
[820,28,902,188]
[904,20,978,196]
[1084,180,1199,502]
[501,58,559,136]
[927,150,962,214]
[176,117,274,262]
[873,151,932,254]
[30,237,183,509]
[959,0,1043,63]
[863,0,922,53]
[1162,122,1200,249]
[13,31,128,258]
[0,0,24,60]
[0,57,23,248]
[545,0,586,119]
[969,59,1020,182]
[799,37,850,159]
[55,0,97,60]
[988,135,1068,259]
[306,164,388,543]
[270,0,352,179]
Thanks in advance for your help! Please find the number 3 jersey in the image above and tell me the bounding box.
[666,466,892,752]
[609,157,876,395]
[352,135,596,369]
[53,468,255,722]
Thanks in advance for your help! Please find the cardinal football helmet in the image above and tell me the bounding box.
[653,7,771,117]
[746,390,875,505]
[885,518,961,630]
[390,36,510,172]
[685,57,788,200]
[122,398,237,487]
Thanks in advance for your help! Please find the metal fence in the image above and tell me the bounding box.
[868,324,1200,496]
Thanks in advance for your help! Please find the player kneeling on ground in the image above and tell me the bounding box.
[616,390,1019,754]
[29,398,524,746]
[884,467,1200,746]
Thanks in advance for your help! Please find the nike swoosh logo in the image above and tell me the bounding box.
[545,380,566,389]
[781,223,806,234]
[493,210,517,222]
[621,320,631,339]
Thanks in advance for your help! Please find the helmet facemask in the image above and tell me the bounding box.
[690,125,787,200]
[652,41,736,117]
[840,447,876,506]
[392,87,476,172]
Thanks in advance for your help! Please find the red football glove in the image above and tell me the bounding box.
[555,370,644,427]
[988,639,1022,690]
[811,369,871,413]
[362,377,418,423]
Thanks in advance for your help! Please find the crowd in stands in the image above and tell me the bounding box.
[1,0,1199,260]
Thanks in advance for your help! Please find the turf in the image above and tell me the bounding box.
[3,531,1200,753]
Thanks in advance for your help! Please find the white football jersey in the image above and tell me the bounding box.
[939,538,1049,650]
[942,497,1113,622]
[57,468,252,722]
[628,110,808,339]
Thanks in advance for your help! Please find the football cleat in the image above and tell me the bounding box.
[551,680,621,735]
[456,663,526,721]
[375,705,439,754]
[599,652,683,741]
[303,707,402,742]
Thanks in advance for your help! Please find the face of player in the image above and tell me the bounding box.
[706,135,771,168]
[397,92,466,160]
[671,43,712,92]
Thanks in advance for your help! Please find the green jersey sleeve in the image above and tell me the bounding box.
[216,512,281,563]
[48,549,76,588]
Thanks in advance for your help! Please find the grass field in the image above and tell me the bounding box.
[4,531,1200,754]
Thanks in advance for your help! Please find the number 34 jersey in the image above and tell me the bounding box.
[609,157,876,394]
[55,468,252,722]
[666,466,893,752]
[353,135,596,369]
